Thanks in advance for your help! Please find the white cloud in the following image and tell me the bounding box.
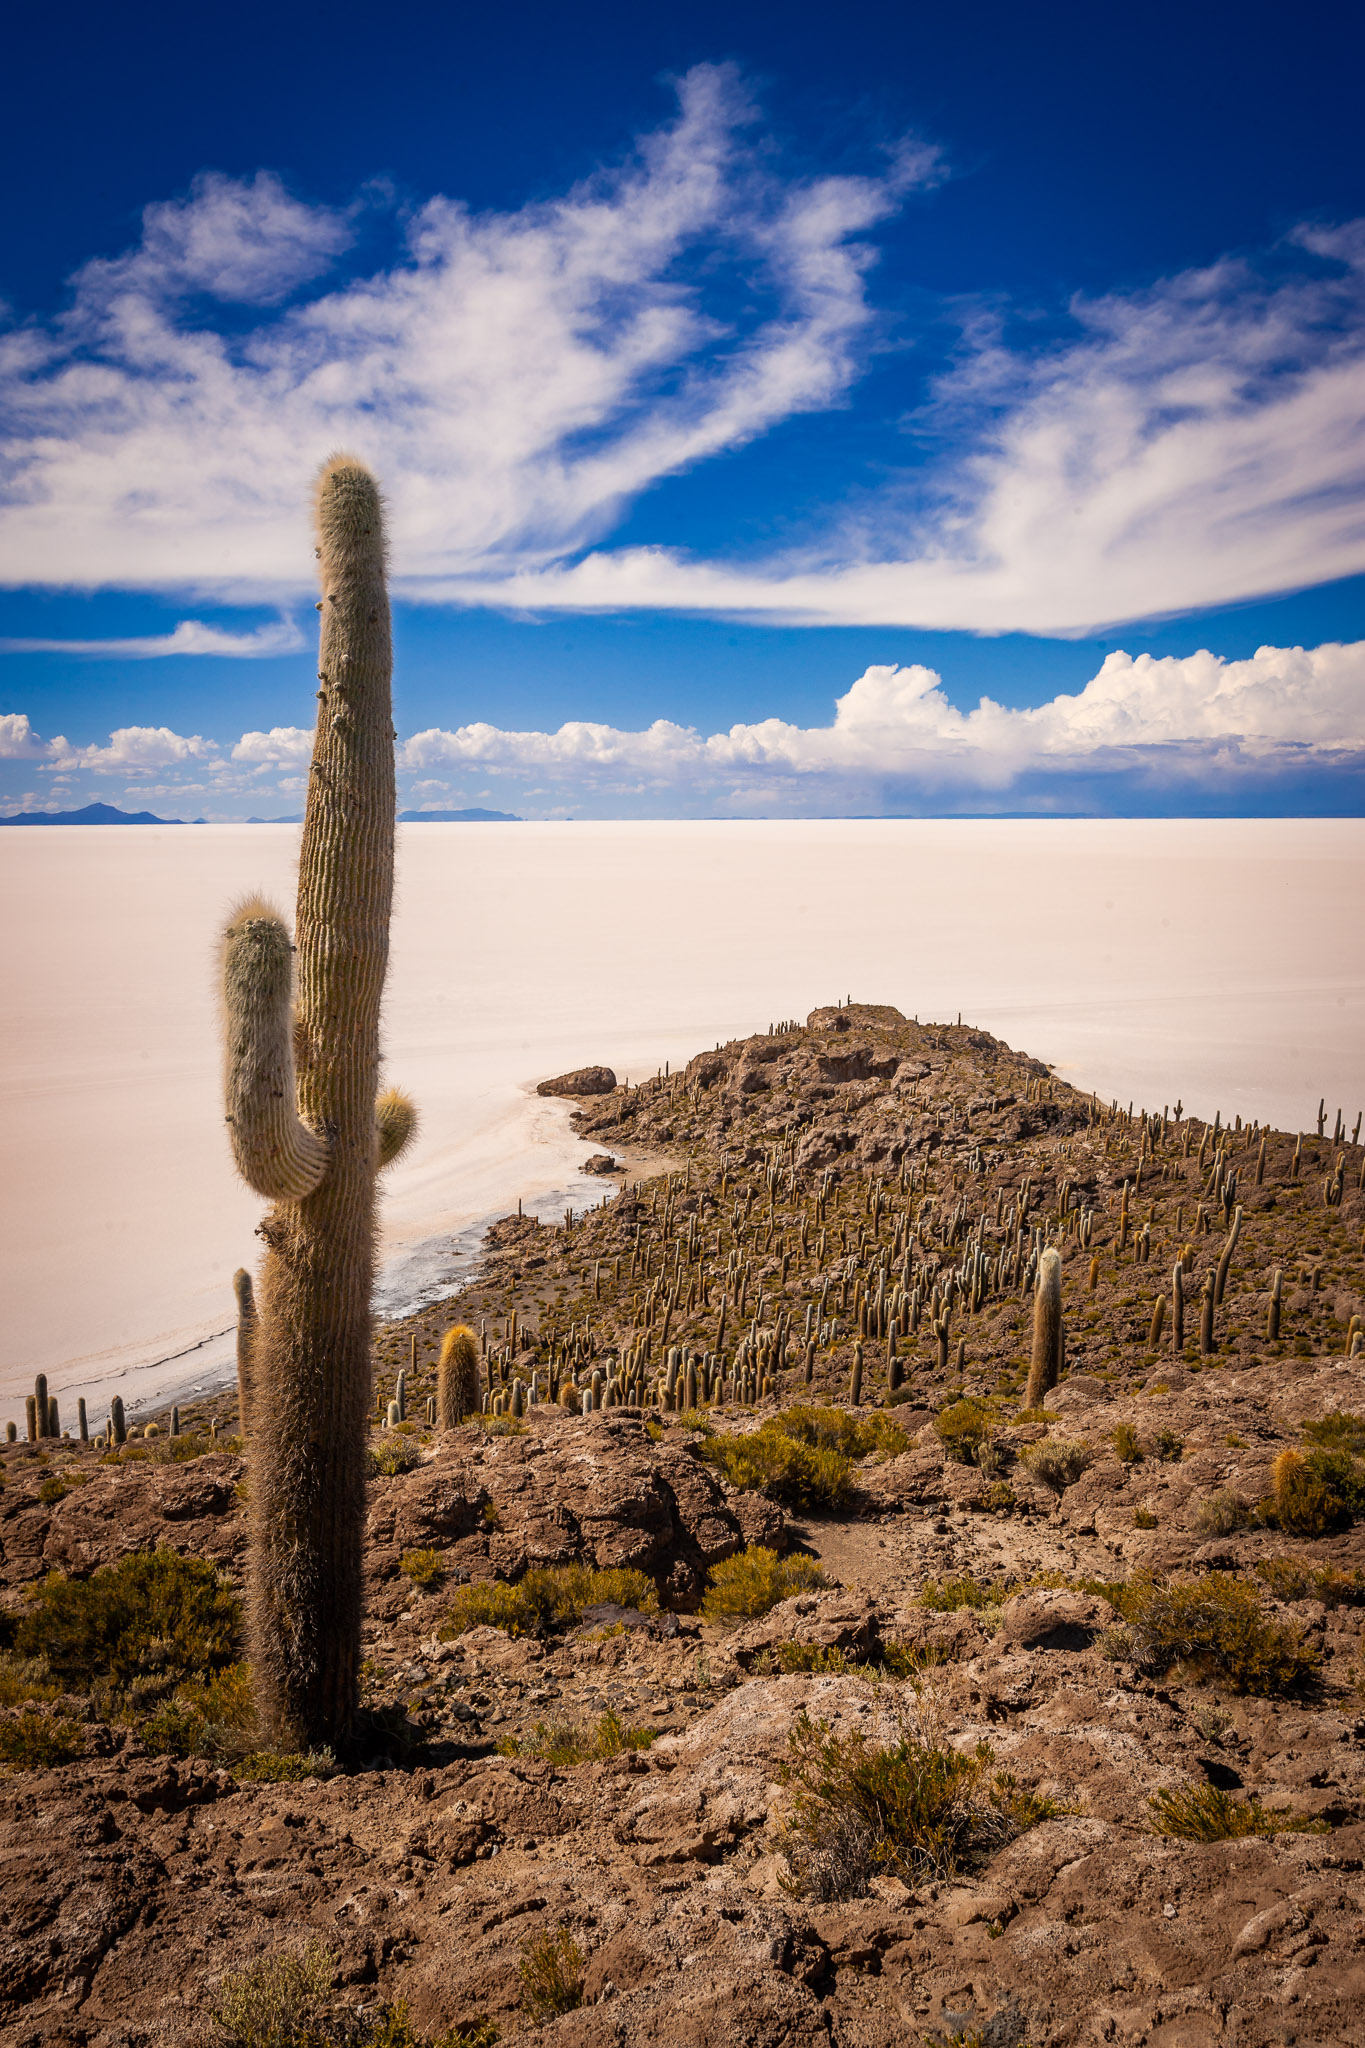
[0,616,304,657]
[7,639,1360,814]
[45,725,215,772]
[400,639,1365,800]
[231,725,314,764]
[0,69,926,599]
[0,712,44,757]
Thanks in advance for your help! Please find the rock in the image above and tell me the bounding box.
[995,1590,1112,1650]
[537,1065,616,1096]
[724,1592,881,1670]
[581,1152,618,1174]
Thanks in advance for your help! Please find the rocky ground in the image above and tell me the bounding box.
[4,1003,1365,2048]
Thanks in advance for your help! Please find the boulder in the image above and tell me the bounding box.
[537,1065,616,1096]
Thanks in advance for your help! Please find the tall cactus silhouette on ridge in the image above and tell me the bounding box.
[220,457,415,1751]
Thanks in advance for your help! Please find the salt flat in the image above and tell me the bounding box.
[2,818,1362,1423]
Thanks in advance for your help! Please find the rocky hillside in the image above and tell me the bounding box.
[3,1002,1364,2048]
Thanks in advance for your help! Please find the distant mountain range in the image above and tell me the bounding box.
[0,802,183,826]
[1,801,523,826]
[398,807,521,822]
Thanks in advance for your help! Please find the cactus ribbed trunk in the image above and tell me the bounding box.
[1024,1247,1063,1408]
[230,459,406,1755]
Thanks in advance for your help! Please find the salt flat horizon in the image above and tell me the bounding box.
[3,816,1362,1428]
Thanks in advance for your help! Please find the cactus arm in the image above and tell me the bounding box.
[221,899,329,1200]
[375,1085,418,1169]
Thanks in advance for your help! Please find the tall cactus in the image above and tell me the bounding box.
[219,457,415,1753]
[1023,1247,1063,1409]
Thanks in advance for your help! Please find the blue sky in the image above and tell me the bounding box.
[2,0,1363,819]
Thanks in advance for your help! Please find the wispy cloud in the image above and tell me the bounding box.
[6,638,1360,813]
[1,84,1361,637]
[0,68,928,601]
[0,616,304,657]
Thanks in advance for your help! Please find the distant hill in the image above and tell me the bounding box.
[398,807,522,823]
[0,802,181,826]
[244,814,304,824]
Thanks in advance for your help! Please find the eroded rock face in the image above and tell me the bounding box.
[537,1065,617,1097]
[361,1415,782,1615]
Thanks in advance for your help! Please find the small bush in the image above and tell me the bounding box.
[499,1709,654,1764]
[235,1749,334,1783]
[1305,1447,1365,1515]
[699,1424,851,1512]
[1110,1423,1143,1464]
[1018,1438,1092,1495]
[1302,1411,1365,1457]
[1255,1558,1365,1606]
[369,1436,422,1476]
[0,1705,83,1771]
[439,1562,657,1640]
[778,1707,1059,1899]
[519,1924,584,2022]
[975,1480,1017,1514]
[211,1939,333,2047]
[16,1549,240,1688]
[702,1547,827,1620]
[777,1405,907,1461]
[1152,1427,1184,1462]
[399,1548,447,1591]
[1271,1450,1349,1536]
[1148,1783,1326,1841]
[1113,1573,1320,1695]
[1133,1507,1159,1529]
[0,1653,59,1707]
[919,1575,1005,1613]
[934,1399,994,1466]
[1195,1490,1251,1536]
[674,1409,714,1433]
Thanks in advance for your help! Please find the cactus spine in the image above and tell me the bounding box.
[437,1325,480,1427]
[1024,1247,1063,1408]
[219,458,414,1754]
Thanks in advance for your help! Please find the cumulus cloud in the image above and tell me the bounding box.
[5,638,1361,813]
[400,639,1365,799]
[45,725,215,772]
[0,616,304,657]
[0,711,44,757]
[0,68,926,599]
[231,725,314,764]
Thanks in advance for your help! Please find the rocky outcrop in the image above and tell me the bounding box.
[537,1066,616,1096]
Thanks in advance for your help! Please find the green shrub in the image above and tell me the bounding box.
[918,1575,1006,1613]
[0,1705,83,1771]
[1148,1783,1326,1840]
[1271,1450,1350,1536]
[934,1399,994,1465]
[1018,1438,1092,1494]
[1305,1448,1365,1515]
[701,1547,827,1620]
[499,1709,654,1764]
[518,1924,584,2022]
[0,1653,59,1707]
[211,1939,333,2047]
[1302,1411,1365,1458]
[1255,1558,1365,1607]
[142,1662,256,1758]
[699,1424,851,1512]
[1152,1427,1184,1462]
[1195,1490,1251,1536]
[1110,1423,1143,1465]
[1112,1573,1320,1695]
[16,1549,240,1688]
[778,1711,1061,1899]
[439,1562,657,1640]
[235,1749,335,1783]
[674,1409,714,1434]
[776,1405,907,1461]
[399,1548,447,1591]
[1132,1507,1159,1529]
[369,1436,422,1476]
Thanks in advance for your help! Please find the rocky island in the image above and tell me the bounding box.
[3,999,1364,2048]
